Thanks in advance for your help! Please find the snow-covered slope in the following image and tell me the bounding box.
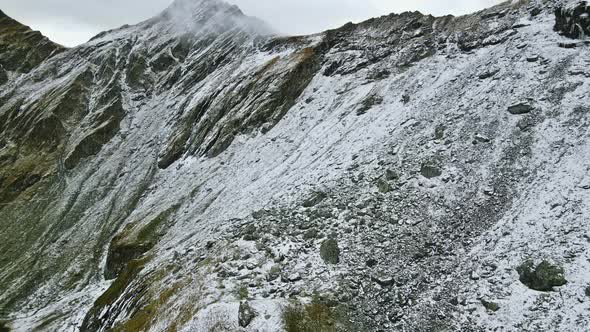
[0,0,589,331]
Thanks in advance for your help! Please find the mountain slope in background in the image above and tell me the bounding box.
[0,9,64,84]
[0,0,589,331]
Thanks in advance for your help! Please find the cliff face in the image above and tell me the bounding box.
[0,0,589,331]
[555,1,590,38]
[0,9,64,75]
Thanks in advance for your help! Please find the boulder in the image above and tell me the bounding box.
[366,258,377,268]
[420,163,442,179]
[434,125,446,140]
[320,238,340,264]
[242,224,259,241]
[516,260,567,291]
[481,299,500,312]
[371,274,395,287]
[376,178,392,193]
[478,68,499,79]
[507,102,534,115]
[385,169,399,181]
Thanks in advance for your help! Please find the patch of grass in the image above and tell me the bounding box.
[33,312,67,331]
[106,206,178,279]
[95,256,149,307]
[112,281,183,332]
[283,299,336,332]
[236,285,249,300]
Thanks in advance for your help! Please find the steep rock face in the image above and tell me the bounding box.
[555,1,590,38]
[0,9,64,73]
[1,0,590,331]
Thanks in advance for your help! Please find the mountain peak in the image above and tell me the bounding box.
[163,0,244,21]
[158,0,273,36]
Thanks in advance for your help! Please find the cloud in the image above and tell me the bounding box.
[0,0,502,46]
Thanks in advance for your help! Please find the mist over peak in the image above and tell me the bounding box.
[159,0,274,37]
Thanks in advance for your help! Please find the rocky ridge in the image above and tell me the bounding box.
[0,0,589,331]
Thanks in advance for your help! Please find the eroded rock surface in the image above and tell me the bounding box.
[555,1,590,39]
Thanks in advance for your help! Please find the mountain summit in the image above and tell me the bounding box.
[1,0,590,331]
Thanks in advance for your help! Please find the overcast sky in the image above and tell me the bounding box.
[0,0,502,47]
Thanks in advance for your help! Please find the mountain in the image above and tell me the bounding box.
[0,9,64,78]
[0,0,589,331]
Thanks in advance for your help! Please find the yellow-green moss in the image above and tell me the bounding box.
[283,299,336,332]
[95,256,149,308]
[236,285,249,300]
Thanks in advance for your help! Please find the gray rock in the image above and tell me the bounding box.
[474,134,491,143]
[517,117,534,131]
[434,125,446,140]
[286,272,302,282]
[401,94,411,104]
[507,103,534,115]
[376,178,392,193]
[481,299,500,312]
[516,260,567,291]
[478,68,499,79]
[385,169,399,181]
[420,163,442,179]
[320,238,340,264]
[242,224,259,241]
[372,274,395,287]
[303,228,319,239]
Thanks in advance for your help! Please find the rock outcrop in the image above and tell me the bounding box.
[555,1,590,38]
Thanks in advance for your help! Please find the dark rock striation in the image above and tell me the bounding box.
[555,1,590,39]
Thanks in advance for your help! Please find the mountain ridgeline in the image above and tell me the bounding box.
[0,0,589,331]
